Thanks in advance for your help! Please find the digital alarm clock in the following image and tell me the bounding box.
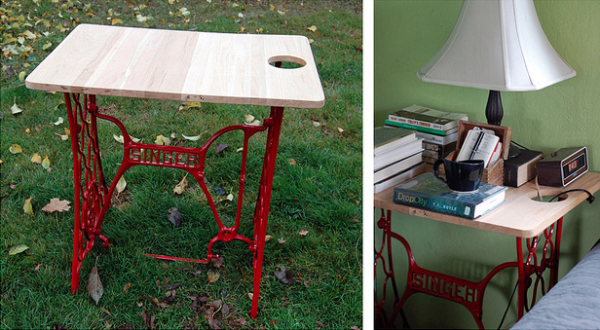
[536,147,588,187]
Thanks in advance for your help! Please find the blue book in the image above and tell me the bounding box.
[392,173,507,219]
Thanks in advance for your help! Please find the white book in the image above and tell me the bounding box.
[374,151,423,183]
[374,163,426,194]
[414,130,459,144]
[374,139,424,171]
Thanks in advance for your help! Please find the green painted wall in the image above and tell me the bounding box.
[374,0,600,328]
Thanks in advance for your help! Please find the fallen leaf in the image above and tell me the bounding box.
[274,267,294,284]
[288,159,297,165]
[337,127,344,133]
[42,156,51,169]
[35,264,42,271]
[277,238,286,244]
[167,207,182,227]
[139,295,168,308]
[248,293,253,300]
[210,256,224,268]
[265,235,272,241]
[9,244,29,255]
[321,126,335,137]
[116,177,127,193]
[299,230,309,236]
[42,41,52,50]
[182,134,201,141]
[23,197,34,215]
[41,198,71,213]
[53,117,64,125]
[173,175,188,195]
[236,147,243,153]
[18,71,26,82]
[140,310,155,329]
[312,121,321,127]
[113,134,124,143]
[307,25,317,32]
[248,119,261,126]
[316,321,326,328]
[31,153,42,164]
[244,114,255,123]
[88,257,104,305]
[226,194,234,201]
[207,269,220,283]
[9,144,22,154]
[123,283,131,293]
[215,143,228,153]
[11,103,23,115]
[186,101,201,109]
[155,134,171,146]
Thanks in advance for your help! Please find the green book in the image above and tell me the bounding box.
[392,173,507,219]
[384,120,449,136]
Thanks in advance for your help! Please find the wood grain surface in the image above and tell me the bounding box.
[26,24,325,108]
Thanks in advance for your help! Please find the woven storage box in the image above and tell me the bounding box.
[440,121,512,186]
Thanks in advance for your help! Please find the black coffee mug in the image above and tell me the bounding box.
[433,159,484,193]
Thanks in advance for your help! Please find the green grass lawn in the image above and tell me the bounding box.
[1,1,362,329]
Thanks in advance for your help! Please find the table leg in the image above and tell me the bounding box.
[375,208,517,329]
[65,93,111,293]
[250,106,284,319]
[516,217,563,320]
[65,94,284,318]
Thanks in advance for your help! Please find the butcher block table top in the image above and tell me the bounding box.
[26,24,325,108]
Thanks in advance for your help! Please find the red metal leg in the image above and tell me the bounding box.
[65,93,110,293]
[66,93,284,318]
[250,106,284,319]
[516,217,563,320]
[375,208,518,329]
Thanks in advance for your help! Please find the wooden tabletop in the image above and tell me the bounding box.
[26,24,325,108]
[374,172,600,238]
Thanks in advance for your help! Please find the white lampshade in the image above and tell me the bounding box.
[417,0,576,92]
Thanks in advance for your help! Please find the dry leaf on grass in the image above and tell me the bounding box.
[274,267,294,285]
[207,269,220,283]
[116,177,127,194]
[173,175,188,195]
[88,257,104,305]
[299,230,309,236]
[9,144,22,154]
[31,153,42,164]
[167,207,182,227]
[41,198,71,213]
[210,256,224,268]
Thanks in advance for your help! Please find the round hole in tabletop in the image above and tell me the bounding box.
[268,55,307,69]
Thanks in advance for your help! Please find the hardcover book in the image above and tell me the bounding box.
[388,105,468,131]
[374,126,417,155]
[392,173,507,219]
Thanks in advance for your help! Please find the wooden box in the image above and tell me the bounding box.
[441,121,512,186]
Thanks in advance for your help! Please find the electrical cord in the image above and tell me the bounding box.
[496,188,594,329]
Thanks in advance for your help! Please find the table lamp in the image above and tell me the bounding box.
[417,0,576,126]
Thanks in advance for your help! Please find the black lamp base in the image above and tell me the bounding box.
[485,90,503,126]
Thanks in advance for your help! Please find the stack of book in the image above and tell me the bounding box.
[384,105,467,165]
[374,127,425,194]
[392,172,507,219]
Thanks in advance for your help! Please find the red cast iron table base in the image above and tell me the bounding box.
[374,208,563,329]
[65,92,284,319]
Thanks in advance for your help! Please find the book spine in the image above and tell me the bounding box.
[384,120,448,136]
[415,131,458,144]
[392,189,476,219]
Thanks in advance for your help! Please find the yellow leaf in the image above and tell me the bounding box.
[270,4,275,11]
[116,176,127,193]
[244,114,255,123]
[307,25,317,32]
[186,101,201,109]
[9,144,22,154]
[9,244,29,255]
[31,153,42,164]
[42,155,51,169]
[113,134,124,143]
[23,30,36,40]
[111,18,123,25]
[53,117,64,125]
[288,159,297,165]
[207,269,220,283]
[11,103,23,115]
[23,197,34,215]
[42,41,52,50]
[18,71,26,82]
[155,135,171,146]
